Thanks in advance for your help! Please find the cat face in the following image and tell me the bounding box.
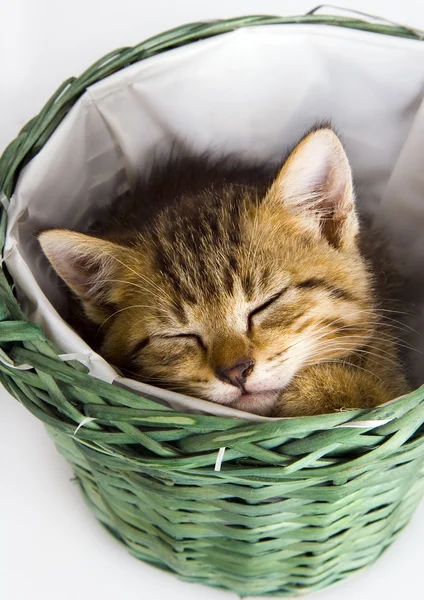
[39,128,376,416]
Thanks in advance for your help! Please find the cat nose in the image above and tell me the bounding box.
[215,359,255,389]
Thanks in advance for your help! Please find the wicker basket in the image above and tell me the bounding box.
[2,10,424,598]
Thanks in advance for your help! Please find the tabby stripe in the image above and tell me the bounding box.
[130,336,150,355]
[297,278,355,301]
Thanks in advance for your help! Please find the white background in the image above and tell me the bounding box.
[1,1,424,599]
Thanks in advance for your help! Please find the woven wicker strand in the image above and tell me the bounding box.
[1,10,424,597]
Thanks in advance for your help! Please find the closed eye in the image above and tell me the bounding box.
[162,333,207,351]
[247,288,288,331]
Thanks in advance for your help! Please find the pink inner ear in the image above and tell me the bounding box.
[276,128,354,216]
[39,231,114,301]
[271,129,357,249]
[320,167,352,218]
[61,254,96,291]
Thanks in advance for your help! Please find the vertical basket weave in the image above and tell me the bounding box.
[1,11,424,597]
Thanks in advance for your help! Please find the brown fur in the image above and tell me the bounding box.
[38,128,408,417]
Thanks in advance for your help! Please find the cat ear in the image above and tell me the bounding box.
[271,128,358,249]
[39,230,127,323]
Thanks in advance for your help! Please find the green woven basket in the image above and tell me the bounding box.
[2,10,424,598]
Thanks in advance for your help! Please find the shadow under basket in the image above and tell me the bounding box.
[2,10,424,597]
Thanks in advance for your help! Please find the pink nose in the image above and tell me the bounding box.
[215,359,255,390]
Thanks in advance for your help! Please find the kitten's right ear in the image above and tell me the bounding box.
[39,230,127,323]
[268,128,358,250]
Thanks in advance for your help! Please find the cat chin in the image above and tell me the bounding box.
[231,390,280,416]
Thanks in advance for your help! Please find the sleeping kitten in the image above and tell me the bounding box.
[38,127,408,416]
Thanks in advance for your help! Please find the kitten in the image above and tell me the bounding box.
[38,127,408,417]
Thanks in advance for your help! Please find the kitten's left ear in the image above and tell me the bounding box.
[271,128,358,250]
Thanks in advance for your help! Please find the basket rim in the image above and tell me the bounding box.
[0,9,424,439]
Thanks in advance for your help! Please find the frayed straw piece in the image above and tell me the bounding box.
[0,192,9,210]
[214,447,226,472]
[0,351,33,370]
[59,353,91,362]
[73,417,97,437]
[335,418,393,429]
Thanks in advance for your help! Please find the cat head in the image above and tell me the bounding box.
[39,127,375,416]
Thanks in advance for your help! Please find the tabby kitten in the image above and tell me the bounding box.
[39,127,408,417]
